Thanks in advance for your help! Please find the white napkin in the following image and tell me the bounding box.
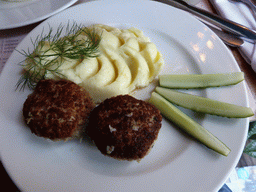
[210,0,256,72]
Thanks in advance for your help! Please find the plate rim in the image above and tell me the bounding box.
[0,0,78,30]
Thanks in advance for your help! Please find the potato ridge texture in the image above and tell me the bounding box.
[87,95,162,161]
[23,79,95,140]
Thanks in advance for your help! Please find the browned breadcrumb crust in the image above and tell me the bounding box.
[87,95,162,161]
[23,79,95,140]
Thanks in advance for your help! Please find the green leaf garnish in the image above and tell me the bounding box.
[247,121,256,140]
[244,141,256,158]
[16,22,101,91]
[244,121,256,158]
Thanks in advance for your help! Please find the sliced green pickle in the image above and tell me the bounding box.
[159,72,244,88]
[155,87,254,118]
[149,92,231,156]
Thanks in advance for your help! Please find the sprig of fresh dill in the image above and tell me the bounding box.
[16,22,101,91]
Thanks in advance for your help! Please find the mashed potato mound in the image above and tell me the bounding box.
[30,24,165,103]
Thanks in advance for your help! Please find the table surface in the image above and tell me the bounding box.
[1,0,256,191]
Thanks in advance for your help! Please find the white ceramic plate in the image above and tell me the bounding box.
[0,0,250,191]
[0,0,78,30]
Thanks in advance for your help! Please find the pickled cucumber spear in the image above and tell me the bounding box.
[159,72,244,89]
[155,87,254,118]
[149,92,231,156]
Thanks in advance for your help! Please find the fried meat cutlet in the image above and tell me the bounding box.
[23,79,95,141]
[87,95,162,161]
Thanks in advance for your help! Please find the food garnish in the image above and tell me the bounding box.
[16,22,101,91]
[149,92,231,156]
[155,86,254,118]
[159,72,244,89]
[244,121,256,158]
[16,24,164,103]
[148,72,254,156]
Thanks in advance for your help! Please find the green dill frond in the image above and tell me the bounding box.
[16,22,101,91]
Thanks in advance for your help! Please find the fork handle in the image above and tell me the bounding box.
[155,0,256,43]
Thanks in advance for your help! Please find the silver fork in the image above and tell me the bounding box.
[206,24,244,47]
[229,0,256,19]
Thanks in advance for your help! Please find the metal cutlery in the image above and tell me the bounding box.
[206,25,244,47]
[154,0,256,43]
